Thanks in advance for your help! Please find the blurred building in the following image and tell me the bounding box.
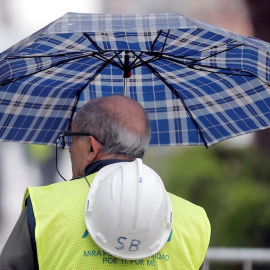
[101,0,252,37]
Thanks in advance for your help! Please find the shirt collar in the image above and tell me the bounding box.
[84,159,127,176]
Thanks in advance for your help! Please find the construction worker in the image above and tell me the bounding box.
[0,95,210,269]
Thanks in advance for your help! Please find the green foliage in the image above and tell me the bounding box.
[144,145,270,247]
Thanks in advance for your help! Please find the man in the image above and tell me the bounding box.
[0,95,210,269]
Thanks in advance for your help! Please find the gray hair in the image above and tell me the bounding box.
[74,96,151,159]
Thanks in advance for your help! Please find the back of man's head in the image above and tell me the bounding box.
[74,95,151,159]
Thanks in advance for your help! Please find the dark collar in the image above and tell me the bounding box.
[84,159,127,176]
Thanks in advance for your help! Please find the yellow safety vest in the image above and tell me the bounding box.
[23,174,210,270]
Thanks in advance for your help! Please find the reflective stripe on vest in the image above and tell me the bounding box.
[23,174,210,270]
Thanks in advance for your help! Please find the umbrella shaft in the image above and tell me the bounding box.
[124,77,127,96]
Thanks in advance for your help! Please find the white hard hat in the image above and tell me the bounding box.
[84,158,173,260]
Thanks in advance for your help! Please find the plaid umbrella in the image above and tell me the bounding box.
[1,12,270,148]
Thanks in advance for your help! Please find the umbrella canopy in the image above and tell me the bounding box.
[1,12,270,148]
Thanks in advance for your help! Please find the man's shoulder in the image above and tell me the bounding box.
[168,192,202,209]
[168,192,210,228]
[25,176,94,208]
[28,175,93,193]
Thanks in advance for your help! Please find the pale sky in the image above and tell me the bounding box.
[1,0,103,51]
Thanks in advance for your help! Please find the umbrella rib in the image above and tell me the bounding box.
[160,29,170,54]
[1,51,124,87]
[150,29,170,55]
[135,54,208,148]
[82,33,124,69]
[148,63,208,147]
[151,29,163,52]
[83,32,103,53]
[92,51,123,69]
[5,49,122,69]
[0,52,97,87]
[141,41,245,66]
[130,51,160,69]
[132,56,160,69]
[114,50,124,66]
[160,54,254,77]
[190,43,246,63]
[178,40,243,60]
[4,51,94,59]
[188,63,254,77]
[111,50,144,72]
[67,52,122,131]
[138,52,254,77]
[129,52,144,69]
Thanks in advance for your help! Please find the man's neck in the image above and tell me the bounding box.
[84,159,128,176]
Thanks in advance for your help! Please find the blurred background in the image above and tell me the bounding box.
[1,0,270,269]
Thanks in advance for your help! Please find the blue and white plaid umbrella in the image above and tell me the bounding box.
[1,12,270,148]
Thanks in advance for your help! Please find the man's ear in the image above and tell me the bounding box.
[87,136,101,162]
